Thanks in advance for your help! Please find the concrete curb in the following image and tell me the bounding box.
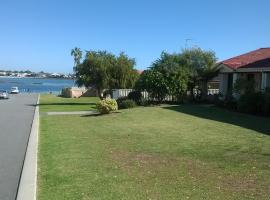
[16,94,39,200]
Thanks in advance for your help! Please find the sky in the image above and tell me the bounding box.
[0,0,269,73]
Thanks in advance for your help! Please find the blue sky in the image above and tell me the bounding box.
[0,0,269,73]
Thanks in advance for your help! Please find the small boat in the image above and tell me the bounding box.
[10,87,19,94]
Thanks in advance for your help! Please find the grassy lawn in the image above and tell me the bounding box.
[38,95,270,200]
[39,94,99,112]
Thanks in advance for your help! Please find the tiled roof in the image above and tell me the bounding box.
[221,48,270,69]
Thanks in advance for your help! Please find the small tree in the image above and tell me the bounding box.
[136,70,168,102]
[167,69,189,103]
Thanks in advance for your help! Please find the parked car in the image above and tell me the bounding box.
[0,90,9,99]
[10,87,19,94]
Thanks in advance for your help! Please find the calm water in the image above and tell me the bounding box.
[0,77,73,94]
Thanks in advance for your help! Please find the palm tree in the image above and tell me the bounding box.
[71,47,82,85]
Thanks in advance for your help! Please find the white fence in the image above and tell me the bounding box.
[112,89,219,100]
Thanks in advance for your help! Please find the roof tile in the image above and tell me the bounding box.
[221,48,270,69]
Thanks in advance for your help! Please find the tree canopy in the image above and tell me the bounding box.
[136,47,218,102]
[75,50,139,98]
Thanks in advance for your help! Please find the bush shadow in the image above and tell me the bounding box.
[38,102,96,106]
[81,111,121,117]
[162,105,270,136]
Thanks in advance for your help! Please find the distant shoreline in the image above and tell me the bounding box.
[0,76,72,80]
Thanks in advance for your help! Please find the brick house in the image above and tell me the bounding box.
[217,48,270,96]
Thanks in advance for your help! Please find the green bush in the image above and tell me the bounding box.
[96,98,118,114]
[139,98,150,106]
[237,92,264,114]
[224,95,238,110]
[116,96,129,107]
[128,90,142,104]
[263,90,270,115]
[118,99,137,109]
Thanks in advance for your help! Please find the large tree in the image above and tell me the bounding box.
[136,52,189,102]
[75,50,138,98]
[136,47,218,102]
[109,52,139,89]
[180,47,218,99]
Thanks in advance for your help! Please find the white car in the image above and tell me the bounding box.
[10,87,19,94]
[0,90,9,99]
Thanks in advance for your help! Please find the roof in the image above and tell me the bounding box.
[221,48,270,69]
[136,70,144,74]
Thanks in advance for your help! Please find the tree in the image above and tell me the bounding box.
[75,50,113,98]
[136,47,217,103]
[71,47,83,84]
[75,50,138,99]
[136,69,169,102]
[180,47,218,99]
[167,69,189,103]
[136,52,190,103]
[109,52,139,89]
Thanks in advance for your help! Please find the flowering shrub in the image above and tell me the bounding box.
[96,98,118,114]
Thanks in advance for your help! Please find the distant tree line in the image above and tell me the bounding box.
[0,69,33,74]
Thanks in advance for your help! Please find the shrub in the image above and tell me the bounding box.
[263,90,270,115]
[128,90,142,104]
[139,98,150,106]
[234,78,255,94]
[116,96,129,107]
[118,99,137,109]
[237,92,264,114]
[96,98,118,114]
[224,95,238,110]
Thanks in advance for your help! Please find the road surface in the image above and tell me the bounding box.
[0,94,38,200]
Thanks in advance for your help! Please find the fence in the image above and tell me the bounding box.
[112,89,220,100]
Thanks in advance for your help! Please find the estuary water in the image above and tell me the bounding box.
[0,77,73,94]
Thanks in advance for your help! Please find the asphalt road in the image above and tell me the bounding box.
[0,94,38,200]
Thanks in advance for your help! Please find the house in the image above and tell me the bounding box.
[217,48,270,96]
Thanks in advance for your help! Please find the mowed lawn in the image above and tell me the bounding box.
[39,94,99,112]
[38,95,270,200]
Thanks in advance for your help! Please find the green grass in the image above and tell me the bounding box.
[39,94,99,112]
[38,96,270,200]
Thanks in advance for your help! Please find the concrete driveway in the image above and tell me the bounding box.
[0,94,38,200]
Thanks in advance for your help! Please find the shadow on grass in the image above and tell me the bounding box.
[163,105,270,136]
[81,111,121,117]
[38,102,96,106]
[27,102,96,107]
